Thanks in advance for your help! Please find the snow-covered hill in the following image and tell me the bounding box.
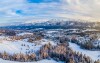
[69,42,100,61]
[0,19,96,28]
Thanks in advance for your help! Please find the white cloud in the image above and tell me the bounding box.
[0,0,100,23]
[60,0,100,21]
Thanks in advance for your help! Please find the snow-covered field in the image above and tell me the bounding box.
[0,31,100,62]
[69,42,100,61]
[46,30,58,34]
[17,32,33,36]
[0,59,63,63]
[0,38,56,55]
[0,33,61,63]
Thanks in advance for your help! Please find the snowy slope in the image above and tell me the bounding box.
[0,39,56,55]
[69,42,100,61]
[17,32,33,36]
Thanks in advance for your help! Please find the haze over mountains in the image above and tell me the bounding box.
[0,18,99,30]
[0,18,96,26]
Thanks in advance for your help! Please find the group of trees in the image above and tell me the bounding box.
[28,36,42,43]
[9,32,43,42]
[0,52,37,62]
[5,30,16,36]
[40,42,100,63]
[49,43,97,63]
[71,36,100,50]
[81,42,94,50]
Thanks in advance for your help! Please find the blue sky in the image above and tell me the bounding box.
[0,0,100,24]
[27,0,60,3]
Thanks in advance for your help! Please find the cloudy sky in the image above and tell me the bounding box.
[0,0,100,23]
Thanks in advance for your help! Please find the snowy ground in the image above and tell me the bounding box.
[0,59,64,63]
[17,32,33,36]
[0,38,56,55]
[46,30,58,34]
[0,34,61,63]
[69,42,100,61]
[0,31,100,62]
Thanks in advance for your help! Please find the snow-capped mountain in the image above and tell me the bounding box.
[0,19,98,30]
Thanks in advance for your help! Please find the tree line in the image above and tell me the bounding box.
[0,42,99,63]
